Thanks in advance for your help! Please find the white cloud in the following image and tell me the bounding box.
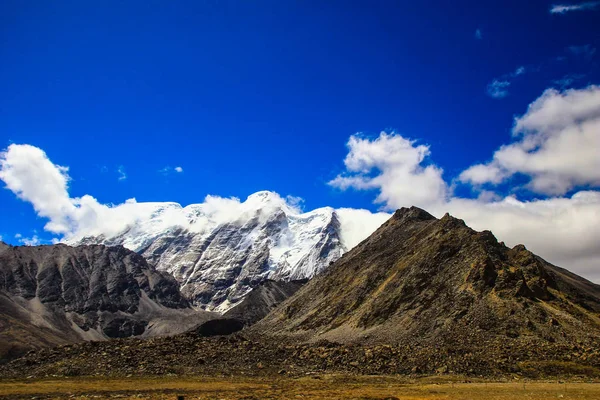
[444,192,600,281]
[550,2,600,14]
[0,144,77,234]
[117,165,127,181]
[0,235,3,242]
[159,166,184,175]
[487,80,510,98]
[460,86,600,195]
[486,66,527,99]
[331,87,600,282]
[475,29,482,40]
[459,163,507,185]
[19,235,41,246]
[0,147,386,252]
[336,208,391,249]
[14,233,22,239]
[329,133,447,209]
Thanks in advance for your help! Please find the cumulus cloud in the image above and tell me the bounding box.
[19,235,41,246]
[460,85,600,195]
[0,147,387,252]
[336,208,390,249]
[328,133,447,209]
[0,144,77,234]
[444,192,600,281]
[0,144,181,238]
[331,87,600,282]
[174,166,183,173]
[550,2,600,14]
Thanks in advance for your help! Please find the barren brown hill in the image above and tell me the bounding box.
[254,206,600,350]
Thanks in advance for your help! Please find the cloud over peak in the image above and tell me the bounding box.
[328,132,447,209]
[331,86,600,282]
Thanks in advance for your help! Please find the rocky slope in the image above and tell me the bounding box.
[254,207,600,358]
[0,242,214,360]
[224,279,307,325]
[3,206,600,378]
[71,191,389,311]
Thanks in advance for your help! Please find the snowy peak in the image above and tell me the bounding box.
[69,191,391,312]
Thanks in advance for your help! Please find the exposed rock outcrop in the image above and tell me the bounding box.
[254,207,600,355]
[0,243,214,360]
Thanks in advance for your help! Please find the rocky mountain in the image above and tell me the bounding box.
[223,279,307,326]
[0,242,214,360]
[4,207,600,378]
[71,191,390,312]
[251,206,600,372]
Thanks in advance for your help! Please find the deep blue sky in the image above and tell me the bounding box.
[1,0,599,242]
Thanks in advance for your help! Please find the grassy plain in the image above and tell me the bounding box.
[0,374,599,399]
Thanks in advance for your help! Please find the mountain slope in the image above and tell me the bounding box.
[223,279,307,326]
[71,191,390,311]
[0,242,214,360]
[255,207,600,359]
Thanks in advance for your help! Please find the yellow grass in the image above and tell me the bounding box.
[1,375,599,399]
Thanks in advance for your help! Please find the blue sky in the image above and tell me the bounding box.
[1,1,600,280]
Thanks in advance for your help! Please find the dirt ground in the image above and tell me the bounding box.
[0,374,599,399]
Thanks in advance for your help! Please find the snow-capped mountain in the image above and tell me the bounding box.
[70,191,390,312]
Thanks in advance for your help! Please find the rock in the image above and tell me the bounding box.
[69,192,351,311]
[0,243,213,360]
[192,318,244,337]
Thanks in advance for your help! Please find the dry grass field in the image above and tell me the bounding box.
[0,374,599,399]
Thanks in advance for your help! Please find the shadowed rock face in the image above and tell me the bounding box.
[0,243,188,314]
[192,318,245,337]
[255,207,600,349]
[0,243,214,360]
[224,279,307,326]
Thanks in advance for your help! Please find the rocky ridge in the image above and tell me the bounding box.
[3,206,600,378]
[71,191,389,311]
[255,206,600,347]
[0,242,214,359]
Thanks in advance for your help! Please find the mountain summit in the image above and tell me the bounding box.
[71,191,389,311]
[255,207,600,371]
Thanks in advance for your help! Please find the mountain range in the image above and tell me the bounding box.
[2,206,599,378]
[70,191,389,311]
[256,207,600,346]
[0,242,214,359]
